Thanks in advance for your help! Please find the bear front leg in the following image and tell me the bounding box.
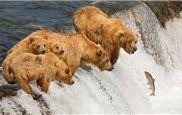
[38,77,51,93]
[67,58,80,74]
[15,74,41,100]
[110,47,120,66]
[2,62,15,84]
[36,78,43,88]
[15,75,36,98]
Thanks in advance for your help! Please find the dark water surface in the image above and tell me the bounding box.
[0,1,92,63]
[0,1,138,64]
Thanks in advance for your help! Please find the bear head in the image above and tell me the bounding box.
[29,36,47,54]
[55,60,74,85]
[115,29,138,54]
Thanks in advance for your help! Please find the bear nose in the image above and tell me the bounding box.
[107,62,114,71]
[42,49,46,53]
[59,50,64,55]
[69,81,74,85]
[108,66,114,71]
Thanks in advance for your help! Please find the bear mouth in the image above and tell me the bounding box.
[41,50,46,54]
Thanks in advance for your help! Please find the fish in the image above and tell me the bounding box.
[145,71,155,96]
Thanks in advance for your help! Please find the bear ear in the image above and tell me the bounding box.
[55,62,60,67]
[29,37,34,42]
[114,30,125,40]
[65,68,70,74]
[96,49,103,57]
[79,31,88,39]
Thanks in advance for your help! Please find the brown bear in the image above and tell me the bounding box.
[9,52,73,99]
[7,29,55,55]
[73,6,138,66]
[47,32,113,74]
[2,33,48,84]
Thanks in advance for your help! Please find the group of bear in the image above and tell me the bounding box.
[2,6,138,99]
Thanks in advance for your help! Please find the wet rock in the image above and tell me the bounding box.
[0,84,20,99]
[145,1,182,27]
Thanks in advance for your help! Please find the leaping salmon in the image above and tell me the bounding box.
[145,71,155,96]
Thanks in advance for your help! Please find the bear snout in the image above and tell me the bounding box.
[41,48,47,54]
[134,47,137,52]
[106,61,114,71]
[59,49,64,55]
[131,47,137,54]
[69,80,75,85]
[107,65,114,71]
[42,49,46,54]
[100,61,114,71]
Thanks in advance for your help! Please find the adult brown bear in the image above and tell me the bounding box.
[73,6,138,67]
[47,32,113,74]
[2,29,57,84]
[9,52,73,99]
[2,34,48,84]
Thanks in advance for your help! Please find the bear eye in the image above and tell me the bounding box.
[56,46,59,49]
[37,45,40,48]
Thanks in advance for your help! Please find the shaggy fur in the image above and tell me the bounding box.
[9,53,73,99]
[73,6,138,66]
[47,32,113,74]
[2,34,49,84]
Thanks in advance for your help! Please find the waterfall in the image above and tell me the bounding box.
[0,1,182,114]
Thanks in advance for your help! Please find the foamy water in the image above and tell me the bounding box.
[0,3,182,114]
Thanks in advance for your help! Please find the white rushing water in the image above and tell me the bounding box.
[1,4,182,114]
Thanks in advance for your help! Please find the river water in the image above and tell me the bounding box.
[0,1,182,114]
